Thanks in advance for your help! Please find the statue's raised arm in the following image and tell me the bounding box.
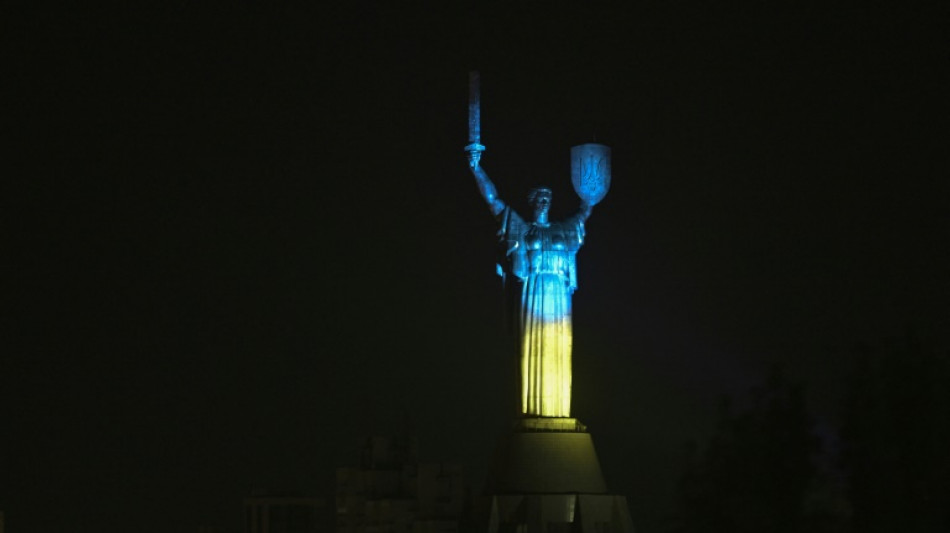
[468,152,506,217]
[466,70,505,217]
[574,199,593,224]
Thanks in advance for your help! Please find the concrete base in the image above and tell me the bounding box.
[486,421,607,494]
[511,417,587,432]
[479,493,635,533]
[475,418,635,533]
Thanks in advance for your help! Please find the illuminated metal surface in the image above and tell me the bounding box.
[571,143,611,206]
[466,76,633,533]
[467,149,603,417]
[465,70,485,159]
[465,72,609,417]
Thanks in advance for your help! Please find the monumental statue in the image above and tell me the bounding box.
[465,72,611,418]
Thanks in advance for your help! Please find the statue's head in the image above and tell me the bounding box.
[527,187,552,222]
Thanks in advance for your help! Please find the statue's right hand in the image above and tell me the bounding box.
[467,149,482,169]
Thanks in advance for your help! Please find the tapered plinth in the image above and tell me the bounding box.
[475,418,634,533]
[486,418,607,494]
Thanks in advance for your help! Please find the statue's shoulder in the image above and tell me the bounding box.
[555,215,586,248]
[558,212,585,232]
[498,207,528,236]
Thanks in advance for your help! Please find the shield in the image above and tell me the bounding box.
[571,143,611,206]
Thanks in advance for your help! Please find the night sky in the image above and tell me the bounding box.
[5,3,948,532]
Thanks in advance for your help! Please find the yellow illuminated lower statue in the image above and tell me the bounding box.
[466,145,608,418]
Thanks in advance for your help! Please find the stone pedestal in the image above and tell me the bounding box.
[475,418,634,533]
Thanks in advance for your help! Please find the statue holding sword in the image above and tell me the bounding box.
[465,71,611,418]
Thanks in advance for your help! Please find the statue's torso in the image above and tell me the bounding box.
[499,209,585,289]
[524,223,580,278]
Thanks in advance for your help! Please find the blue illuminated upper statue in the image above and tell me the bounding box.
[467,150,593,418]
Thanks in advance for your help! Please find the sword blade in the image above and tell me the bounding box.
[468,71,480,145]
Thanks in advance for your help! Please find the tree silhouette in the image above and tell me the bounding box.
[671,367,839,533]
[840,334,950,533]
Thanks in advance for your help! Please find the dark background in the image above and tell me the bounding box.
[4,3,947,532]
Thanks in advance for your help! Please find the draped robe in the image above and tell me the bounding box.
[497,207,585,417]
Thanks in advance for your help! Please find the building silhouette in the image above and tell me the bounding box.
[244,492,332,533]
[336,436,466,533]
